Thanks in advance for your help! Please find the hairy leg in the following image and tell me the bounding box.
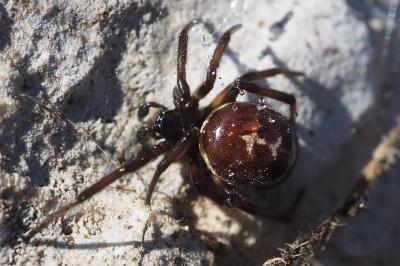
[145,128,199,204]
[224,187,305,222]
[191,24,241,101]
[189,156,302,221]
[209,80,298,125]
[239,68,303,81]
[209,67,302,108]
[174,19,202,106]
[25,141,170,241]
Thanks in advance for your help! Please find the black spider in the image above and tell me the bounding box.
[26,20,304,240]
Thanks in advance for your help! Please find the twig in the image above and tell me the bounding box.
[263,118,400,266]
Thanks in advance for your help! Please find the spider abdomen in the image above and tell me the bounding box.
[199,102,297,188]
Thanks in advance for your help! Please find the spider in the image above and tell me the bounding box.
[26,19,304,240]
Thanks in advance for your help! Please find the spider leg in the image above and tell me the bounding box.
[223,187,303,222]
[25,141,170,241]
[138,102,167,119]
[189,154,216,197]
[190,166,229,205]
[208,67,303,114]
[192,169,301,222]
[174,19,202,107]
[220,183,305,222]
[209,81,298,125]
[190,139,303,221]
[239,68,304,81]
[145,128,199,205]
[192,24,241,101]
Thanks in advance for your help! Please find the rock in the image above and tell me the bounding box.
[0,0,387,265]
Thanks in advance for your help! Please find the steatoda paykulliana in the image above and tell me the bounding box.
[26,19,304,241]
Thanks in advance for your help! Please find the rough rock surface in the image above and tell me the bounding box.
[0,0,398,265]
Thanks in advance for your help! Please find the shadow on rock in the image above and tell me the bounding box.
[62,3,168,123]
[0,3,13,51]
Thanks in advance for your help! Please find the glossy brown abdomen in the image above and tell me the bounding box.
[199,102,297,188]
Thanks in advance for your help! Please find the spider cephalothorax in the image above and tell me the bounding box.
[26,19,303,240]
